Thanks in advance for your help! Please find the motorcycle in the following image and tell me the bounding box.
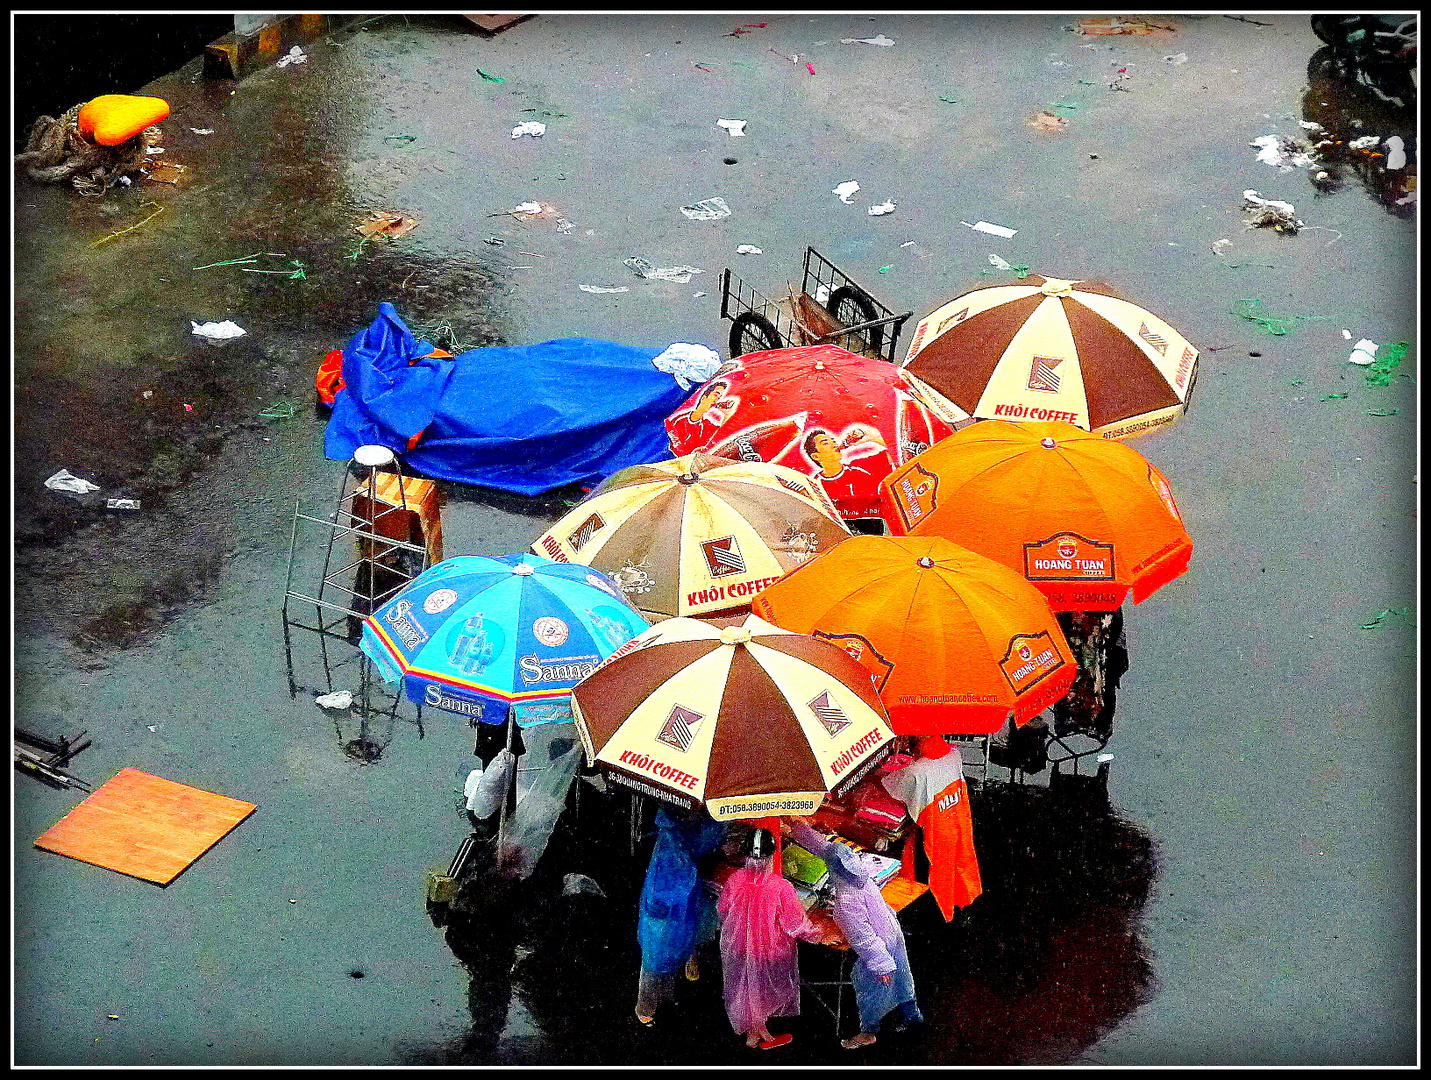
[1310,14,1417,108]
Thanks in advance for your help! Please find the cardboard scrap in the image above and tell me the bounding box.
[356,212,420,240]
[1077,17,1174,35]
[509,201,560,220]
[143,161,188,184]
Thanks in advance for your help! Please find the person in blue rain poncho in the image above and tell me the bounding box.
[786,818,923,1049]
[633,805,727,1027]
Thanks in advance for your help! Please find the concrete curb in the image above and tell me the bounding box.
[203,13,363,81]
[460,14,536,36]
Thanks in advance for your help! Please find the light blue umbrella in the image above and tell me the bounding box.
[360,553,650,726]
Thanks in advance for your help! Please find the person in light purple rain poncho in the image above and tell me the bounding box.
[786,818,923,1049]
[716,827,827,1049]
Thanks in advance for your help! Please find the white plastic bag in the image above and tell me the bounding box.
[190,320,247,341]
[44,469,101,495]
[625,257,704,283]
[652,342,722,390]
[497,724,583,879]
[467,748,516,818]
[680,197,731,221]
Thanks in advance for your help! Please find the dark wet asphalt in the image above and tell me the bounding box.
[13,14,1416,1066]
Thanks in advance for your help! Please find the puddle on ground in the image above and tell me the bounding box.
[1300,46,1416,215]
[14,24,513,664]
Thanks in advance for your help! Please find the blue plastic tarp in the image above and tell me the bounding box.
[324,303,693,494]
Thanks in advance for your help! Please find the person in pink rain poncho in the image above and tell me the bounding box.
[716,826,827,1049]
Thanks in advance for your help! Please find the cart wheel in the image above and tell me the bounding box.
[729,312,784,358]
[827,286,883,356]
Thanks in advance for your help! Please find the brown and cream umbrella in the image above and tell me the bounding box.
[900,275,1199,440]
[531,452,850,619]
[570,614,896,821]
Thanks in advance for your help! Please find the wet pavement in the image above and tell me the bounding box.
[13,14,1416,1066]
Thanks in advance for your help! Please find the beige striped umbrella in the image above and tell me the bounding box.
[569,614,896,821]
[900,275,1199,440]
[531,452,851,619]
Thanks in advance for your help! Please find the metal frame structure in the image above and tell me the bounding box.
[14,727,92,791]
[281,450,431,760]
[802,947,857,1037]
[945,732,992,786]
[1045,725,1112,776]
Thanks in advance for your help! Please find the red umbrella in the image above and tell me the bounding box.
[664,345,956,520]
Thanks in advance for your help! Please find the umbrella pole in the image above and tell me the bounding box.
[496,707,516,864]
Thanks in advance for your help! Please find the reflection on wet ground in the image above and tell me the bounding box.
[416,771,1156,1066]
[13,31,512,667]
[14,13,1414,1066]
[1301,47,1416,215]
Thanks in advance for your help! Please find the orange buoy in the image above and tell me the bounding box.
[76,95,170,146]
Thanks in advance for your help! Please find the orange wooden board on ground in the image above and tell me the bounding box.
[33,768,256,885]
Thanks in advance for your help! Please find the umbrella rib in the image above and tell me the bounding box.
[887,565,985,728]
[925,570,1000,665]
[811,563,916,623]
[887,568,931,695]
[1049,449,1121,553]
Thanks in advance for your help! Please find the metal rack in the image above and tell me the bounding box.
[14,727,92,790]
[281,446,432,761]
[802,947,857,1037]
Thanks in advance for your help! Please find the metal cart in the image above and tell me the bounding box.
[719,247,913,362]
[281,445,434,762]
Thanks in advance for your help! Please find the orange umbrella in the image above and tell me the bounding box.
[752,534,1075,735]
[879,420,1192,612]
